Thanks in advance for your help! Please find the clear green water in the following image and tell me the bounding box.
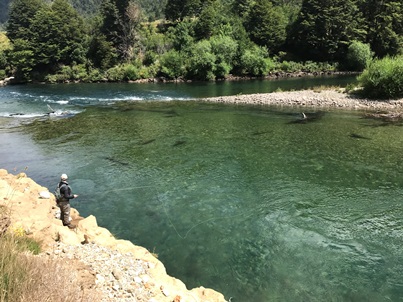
[1,78,403,301]
[4,102,402,302]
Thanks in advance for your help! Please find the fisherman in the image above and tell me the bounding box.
[57,174,78,229]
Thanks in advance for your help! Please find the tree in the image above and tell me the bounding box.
[7,39,35,80]
[30,0,86,68]
[165,0,201,21]
[245,0,288,53]
[186,40,217,80]
[345,41,372,71]
[6,0,45,42]
[99,0,142,61]
[360,0,403,57]
[287,0,366,61]
[194,0,229,39]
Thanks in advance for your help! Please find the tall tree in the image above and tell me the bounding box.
[360,0,403,57]
[165,0,201,21]
[245,0,288,53]
[6,0,45,42]
[287,0,366,61]
[30,0,86,67]
[99,0,141,61]
[194,0,228,39]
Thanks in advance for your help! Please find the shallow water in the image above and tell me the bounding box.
[1,78,403,301]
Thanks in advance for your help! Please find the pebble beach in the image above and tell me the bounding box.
[202,89,403,112]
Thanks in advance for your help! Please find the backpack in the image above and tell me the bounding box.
[54,183,67,202]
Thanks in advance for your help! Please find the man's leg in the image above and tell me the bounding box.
[59,201,71,226]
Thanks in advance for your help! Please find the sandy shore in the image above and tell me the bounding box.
[202,89,403,112]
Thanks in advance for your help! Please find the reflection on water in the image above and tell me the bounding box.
[1,85,403,301]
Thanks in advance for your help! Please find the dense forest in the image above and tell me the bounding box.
[0,0,402,84]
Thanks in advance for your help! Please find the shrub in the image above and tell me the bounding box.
[160,50,185,79]
[239,46,269,76]
[84,68,104,82]
[346,41,372,71]
[124,64,139,81]
[186,40,217,81]
[358,56,403,99]
[105,65,126,82]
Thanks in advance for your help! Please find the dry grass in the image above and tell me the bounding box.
[0,225,101,302]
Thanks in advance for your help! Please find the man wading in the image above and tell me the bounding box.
[57,174,78,229]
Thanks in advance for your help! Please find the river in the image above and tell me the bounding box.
[1,76,403,301]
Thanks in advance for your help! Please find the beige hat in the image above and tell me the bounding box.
[61,174,68,180]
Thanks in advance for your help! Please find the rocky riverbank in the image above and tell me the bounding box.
[0,169,227,302]
[202,89,403,112]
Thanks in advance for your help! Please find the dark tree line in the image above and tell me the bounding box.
[0,0,402,82]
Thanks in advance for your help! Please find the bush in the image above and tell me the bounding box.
[105,65,125,82]
[358,56,403,99]
[186,40,217,81]
[124,64,139,81]
[239,46,269,76]
[160,50,185,79]
[346,41,372,71]
[84,68,104,82]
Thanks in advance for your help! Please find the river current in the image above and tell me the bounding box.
[1,76,403,301]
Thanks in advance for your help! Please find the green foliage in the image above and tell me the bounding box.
[288,0,366,61]
[139,23,170,56]
[31,0,86,67]
[123,64,139,80]
[360,0,403,57]
[99,0,142,61]
[160,49,185,79]
[210,35,237,65]
[0,51,7,69]
[345,41,372,71]
[137,0,168,21]
[165,0,201,21]
[105,65,126,81]
[7,39,35,80]
[245,0,288,53]
[194,0,228,39]
[6,0,45,42]
[186,40,217,80]
[69,0,103,16]
[44,64,89,83]
[166,19,195,52]
[4,0,401,82]
[88,34,118,70]
[239,46,270,76]
[358,56,403,99]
